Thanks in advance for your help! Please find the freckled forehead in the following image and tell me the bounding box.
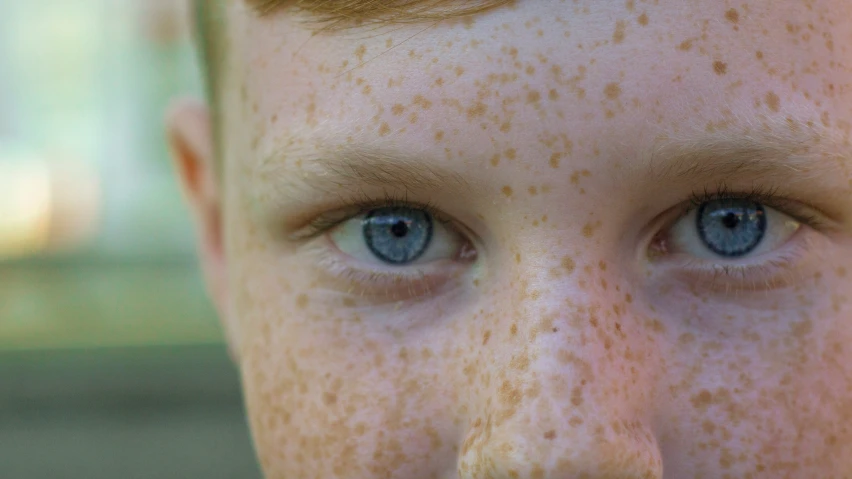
[229,0,852,156]
[233,0,851,89]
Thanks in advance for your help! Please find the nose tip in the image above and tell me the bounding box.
[458,414,664,479]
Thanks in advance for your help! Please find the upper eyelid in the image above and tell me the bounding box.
[685,187,824,228]
[289,196,451,241]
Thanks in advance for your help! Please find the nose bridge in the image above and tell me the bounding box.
[456,259,664,478]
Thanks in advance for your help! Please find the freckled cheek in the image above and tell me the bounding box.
[241,312,470,473]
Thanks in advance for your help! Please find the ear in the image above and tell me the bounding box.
[166,98,238,361]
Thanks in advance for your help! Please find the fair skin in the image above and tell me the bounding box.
[168,0,852,477]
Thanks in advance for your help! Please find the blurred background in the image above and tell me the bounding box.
[0,1,261,477]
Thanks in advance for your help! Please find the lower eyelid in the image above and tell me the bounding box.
[658,228,818,293]
[302,238,465,300]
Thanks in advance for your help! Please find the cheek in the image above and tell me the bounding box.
[237,296,474,478]
[660,290,852,473]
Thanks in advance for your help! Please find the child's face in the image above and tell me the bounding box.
[172,1,852,477]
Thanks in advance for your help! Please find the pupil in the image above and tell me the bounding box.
[391,221,409,237]
[722,212,740,229]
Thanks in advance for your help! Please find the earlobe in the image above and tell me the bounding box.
[166,98,239,361]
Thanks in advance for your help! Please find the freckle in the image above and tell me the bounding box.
[678,39,693,51]
[604,82,621,99]
[528,186,538,195]
[490,153,501,166]
[455,66,465,76]
[482,330,491,346]
[612,20,626,44]
[571,386,584,406]
[765,91,781,112]
[756,50,764,60]
[500,121,512,133]
[724,8,739,23]
[435,130,445,142]
[549,152,563,168]
[354,44,367,62]
[526,65,536,75]
[543,430,556,440]
[408,112,418,124]
[837,266,847,277]
[498,379,523,407]
[791,318,813,338]
[296,294,309,309]
[271,114,278,124]
[527,90,541,104]
[561,256,576,274]
[378,122,391,136]
[413,94,433,109]
[691,389,713,410]
[391,104,405,115]
[637,13,648,26]
[323,392,337,405]
[569,416,584,427]
[505,148,517,160]
[467,101,488,118]
[434,77,444,87]
[582,223,597,238]
[679,332,695,344]
[502,185,514,197]
[713,60,728,75]
[510,323,518,336]
[702,420,717,434]
[343,298,356,307]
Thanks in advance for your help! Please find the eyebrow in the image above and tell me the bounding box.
[256,117,850,210]
[256,142,478,200]
[641,118,850,186]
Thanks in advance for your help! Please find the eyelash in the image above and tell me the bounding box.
[685,182,822,227]
[657,182,823,290]
[290,190,450,241]
[294,183,823,296]
[293,190,469,299]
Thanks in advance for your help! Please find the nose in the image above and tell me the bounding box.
[457,282,665,478]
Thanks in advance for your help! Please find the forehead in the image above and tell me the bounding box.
[225,0,852,164]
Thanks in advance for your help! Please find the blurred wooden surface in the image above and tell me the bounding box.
[0,344,261,479]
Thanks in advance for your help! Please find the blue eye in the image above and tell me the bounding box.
[329,205,463,267]
[669,198,801,261]
[696,199,766,258]
[363,207,433,264]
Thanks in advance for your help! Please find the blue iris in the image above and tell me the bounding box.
[697,199,766,258]
[363,207,434,265]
